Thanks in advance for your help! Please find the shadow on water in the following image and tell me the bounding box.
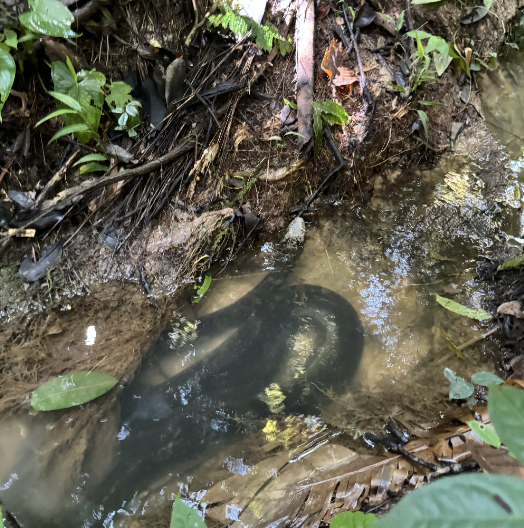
[4,51,524,527]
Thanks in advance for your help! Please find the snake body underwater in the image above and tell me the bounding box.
[87,238,365,520]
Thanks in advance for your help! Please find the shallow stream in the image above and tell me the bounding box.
[3,54,524,527]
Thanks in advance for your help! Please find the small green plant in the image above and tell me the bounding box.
[35,57,141,173]
[192,275,212,304]
[170,495,206,528]
[312,100,349,157]
[207,2,293,56]
[0,0,76,119]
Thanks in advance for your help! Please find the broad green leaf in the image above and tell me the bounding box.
[417,109,429,139]
[396,10,405,33]
[444,368,475,400]
[19,0,76,38]
[48,91,82,111]
[472,371,504,386]
[436,295,491,320]
[48,123,90,144]
[376,473,524,528]
[331,511,377,528]
[170,495,206,528]
[489,385,524,465]
[106,81,140,136]
[18,32,38,43]
[35,108,79,127]
[498,255,524,271]
[31,371,118,410]
[105,81,133,109]
[4,29,18,49]
[79,162,109,174]
[0,47,15,120]
[425,36,450,55]
[434,52,453,76]
[466,420,501,448]
[51,62,105,143]
[484,0,493,9]
[406,30,433,39]
[314,100,349,124]
[0,505,3,528]
[73,153,108,166]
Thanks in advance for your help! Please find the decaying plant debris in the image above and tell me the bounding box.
[1,0,524,524]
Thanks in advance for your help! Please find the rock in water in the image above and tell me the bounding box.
[164,57,186,104]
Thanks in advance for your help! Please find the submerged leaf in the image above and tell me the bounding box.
[489,385,524,465]
[376,473,524,528]
[466,420,501,448]
[436,295,491,320]
[331,511,377,528]
[472,371,504,386]
[170,495,206,528]
[444,368,475,400]
[31,371,118,410]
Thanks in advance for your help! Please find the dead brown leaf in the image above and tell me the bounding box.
[468,442,524,480]
[321,39,359,87]
[317,1,330,19]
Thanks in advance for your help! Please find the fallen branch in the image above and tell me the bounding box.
[1,136,195,238]
[34,149,79,207]
[295,0,315,151]
[343,4,372,105]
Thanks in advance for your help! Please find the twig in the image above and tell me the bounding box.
[405,0,417,58]
[73,0,102,27]
[34,149,79,207]
[186,80,221,128]
[298,127,347,215]
[343,4,372,105]
[0,154,16,185]
[1,137,195,238]
[185,0,223,47]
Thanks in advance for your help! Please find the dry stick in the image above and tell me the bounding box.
[0,154,16,184]
[343,4,373,105]
[186,81,221,127]
[34,149,80,207]
[1,137,195,238]
[185,0,223,47]
[298,127,347,216]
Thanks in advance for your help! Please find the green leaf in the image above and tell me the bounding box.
[497,255,524,271]
[396,10,405,33]
[35,108,79,127]
[331,511,377,528]
[48,123,90,144]
[484,0,493,10]
[48,90,82,111]
[65,55,77,81]
[73,153,108,166]
[51,62,106,143]
[31,371,118,410]
[18,32,38,43]
[436,295,491,320]
[267,135,282,141]
[376,473,524,528]
[106,81,133,109]
[417,109,429,140]
[4,29,18,49]
[170,495,206,528]
[19,0,76,38]
[79,162,109,174]
[406,30,433,40]
[425,36,449,55]
[0,47,15,120]
[434,52,453,76]
[0,505,3,528]
[472,371,504,386]
[193,275,212,303]
[489,385,524,465]
[284,98,297,110]
[411,0,445,4]
[466,420,502,448]
[416,34,425,59]
[314,100,349,124]
[444,368,475,400]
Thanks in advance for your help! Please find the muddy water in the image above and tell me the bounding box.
[2,58,524,527]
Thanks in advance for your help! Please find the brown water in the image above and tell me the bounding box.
[2,55,524,527]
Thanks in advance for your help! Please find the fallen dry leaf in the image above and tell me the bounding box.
[497,300,524,318]
[321,39,359,87]
[317,1,330,19]
[468,442,524,480]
